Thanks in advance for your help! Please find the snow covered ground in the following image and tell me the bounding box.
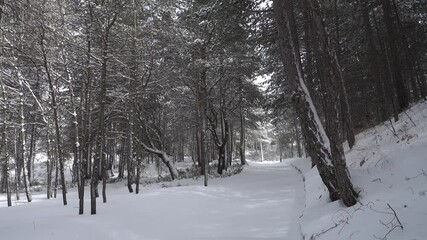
[299,100,427,240]
[0,160,304,240]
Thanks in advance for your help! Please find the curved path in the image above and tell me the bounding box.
[0,160,305,240]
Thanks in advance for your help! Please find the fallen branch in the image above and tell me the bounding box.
[386,203,403,230]
[386,119,398,138]
[403,111,416,127]
[310,224,339,240]
[372,203,404,240]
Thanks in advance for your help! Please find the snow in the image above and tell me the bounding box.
[0,160,303,240]
[299,100,427,240]
[1,100,427,240]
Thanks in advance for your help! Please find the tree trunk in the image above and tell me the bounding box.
[381,0,409,111]
[102,137,107,203]
[19,78,32,203]
[360,0,388,122]
[239,108,247,165]
[127,118,134,193]
[135,133,143,195]
[141,142,179,180]
[306,0,358,206]
[198,67,209,186]
[1,76,12,207]
[41,23,67,205]
[82,2,93,181]
[27,126,36,185]
[46,120,53,199]
[294,119,302,158]
[14,129,20,201]
[135,158,141,194]
[273,0,340,201]
[391,0,421,102]
[372,10,399,121]
[91,10,117,214]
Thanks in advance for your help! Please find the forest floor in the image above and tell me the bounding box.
[0,159,305,240]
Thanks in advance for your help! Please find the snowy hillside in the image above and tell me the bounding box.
[298,100,427,240]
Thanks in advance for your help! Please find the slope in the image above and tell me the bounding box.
[299,100,427,240]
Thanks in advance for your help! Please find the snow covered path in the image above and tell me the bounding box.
[0,160,305,240]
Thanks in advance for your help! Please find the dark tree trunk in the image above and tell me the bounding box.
[305,0,358,206]
[381,0,409,111]
[126,119,134,193]
[360,0,388,122]
[273,0,342,202]
[239,108,247,165]
[27,126,36,185]
[198,67,209,186]
[1,77,12,207]
[91,9,117,214]
[41,24,66,205]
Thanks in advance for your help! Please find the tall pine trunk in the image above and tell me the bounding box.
[360,0,388,122]
[306,0,358,206]
[381,0,409,111]
[273,0,343,202]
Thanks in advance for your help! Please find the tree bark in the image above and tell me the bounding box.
[19,77,32,203]
[126,117,134,193]
[239,108,247,165]
[360,0,388,122]
[198,67,209,186]
[273,0,341,202]
[40,22,67,205]
[305,0,358,206]
[381,0,409,111]
[91,9,117,214]
[1,74,11,207]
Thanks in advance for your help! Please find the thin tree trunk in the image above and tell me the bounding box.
[392,0,420,101]
[40,23,67,205]
[127,117,134,193]
[91,10,117,214]
[372,10,399,121]
[0,0,11,207]
[239,108,247,165]
[46,117,53,199]
[14,128,20,201]
[82,2,93,180]
[54,146,58,199]
[360,0,388,122]
[135,135,143,194]
[19,77,32,203]
[102,137,107,203]
[198,67,209,186]
[1,74,11,207]
[294,119,302,158]
[27,126,35,185]
[135,158,141,194]
[381,0,409,111]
